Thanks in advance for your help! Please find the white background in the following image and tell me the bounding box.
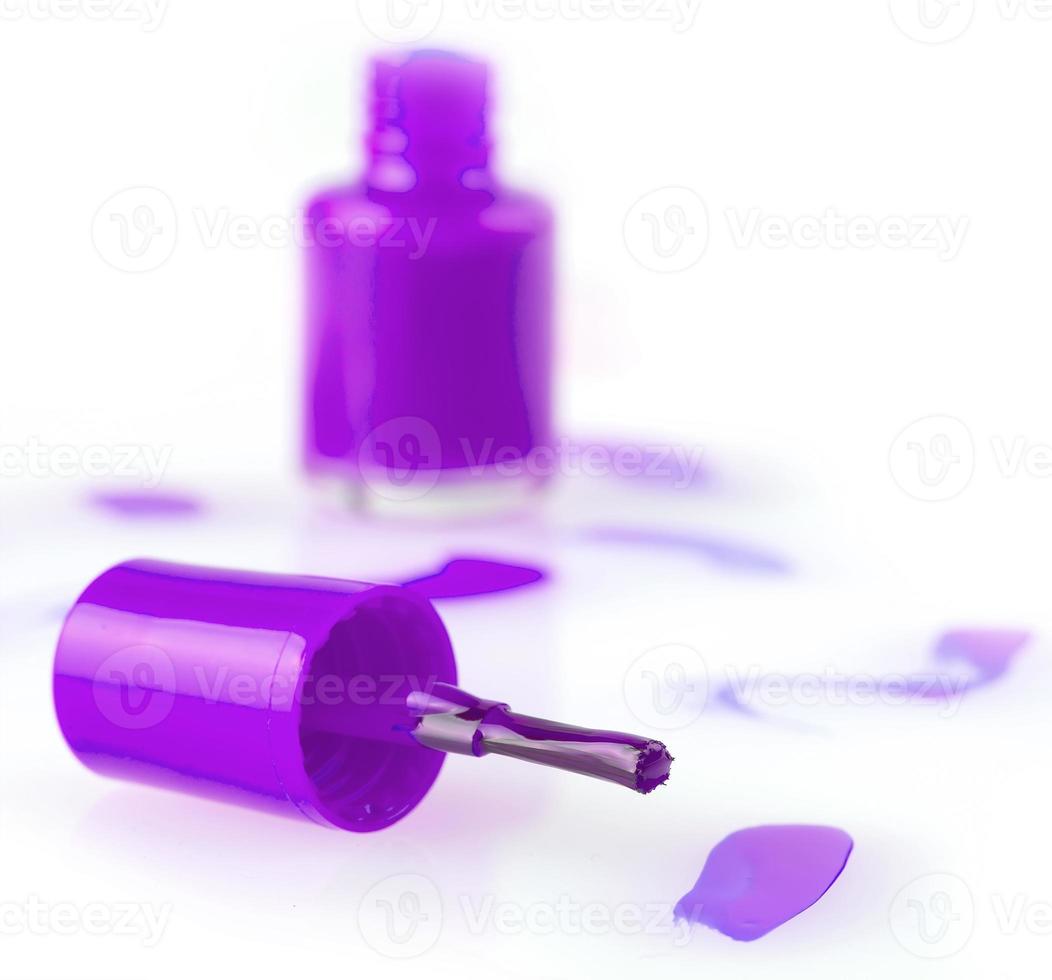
[3,1,1052,977]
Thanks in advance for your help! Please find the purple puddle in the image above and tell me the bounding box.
[582,526,789,575]
[675,825,853,941]
[88,491,203,519]
[401,557,547,599]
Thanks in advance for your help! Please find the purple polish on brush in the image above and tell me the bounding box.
[675,825,853,941]
[53,560,668,833]
[304,51,553,498]
[402,557,546,599]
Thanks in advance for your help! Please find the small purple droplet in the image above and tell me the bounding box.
[675,825,853,941]
[402,557,546,599]
[88,491,203,519]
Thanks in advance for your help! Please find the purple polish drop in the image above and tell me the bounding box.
[401,557,546,599]
[675,825,853,941]
[87,491,203,518]
[927,628,1030,692]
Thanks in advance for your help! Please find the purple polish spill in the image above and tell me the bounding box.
[718,629,1032,722]
[675,825,853,941]
[926,628,1030,694]
[401,557,546,599]
[583,526,789,575]
[88,491,203,519]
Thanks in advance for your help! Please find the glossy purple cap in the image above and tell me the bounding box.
[53,560,456,832]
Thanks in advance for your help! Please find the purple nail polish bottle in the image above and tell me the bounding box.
[53,561,670,833]
[304,50,554,511]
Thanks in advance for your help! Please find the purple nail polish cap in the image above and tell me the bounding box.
[53,560,457,832]
[54,561,670,832]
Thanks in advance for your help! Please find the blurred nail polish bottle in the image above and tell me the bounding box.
[304,51,554,514]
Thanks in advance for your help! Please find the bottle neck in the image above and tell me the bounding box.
[364,51,492,195]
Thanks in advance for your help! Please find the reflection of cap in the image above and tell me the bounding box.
[53,559,456,832]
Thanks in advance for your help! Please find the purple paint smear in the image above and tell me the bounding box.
[675,825,853,941]
[925,628,1030,695]
[583,526,789,575]
[401,557,546,599]
[711,635,1030,727]
[716,629,1031,723]
[88,491,203,519]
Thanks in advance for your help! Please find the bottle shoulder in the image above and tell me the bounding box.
[304,178,553,241]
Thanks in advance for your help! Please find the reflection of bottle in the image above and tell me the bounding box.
[304,51,553,512]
